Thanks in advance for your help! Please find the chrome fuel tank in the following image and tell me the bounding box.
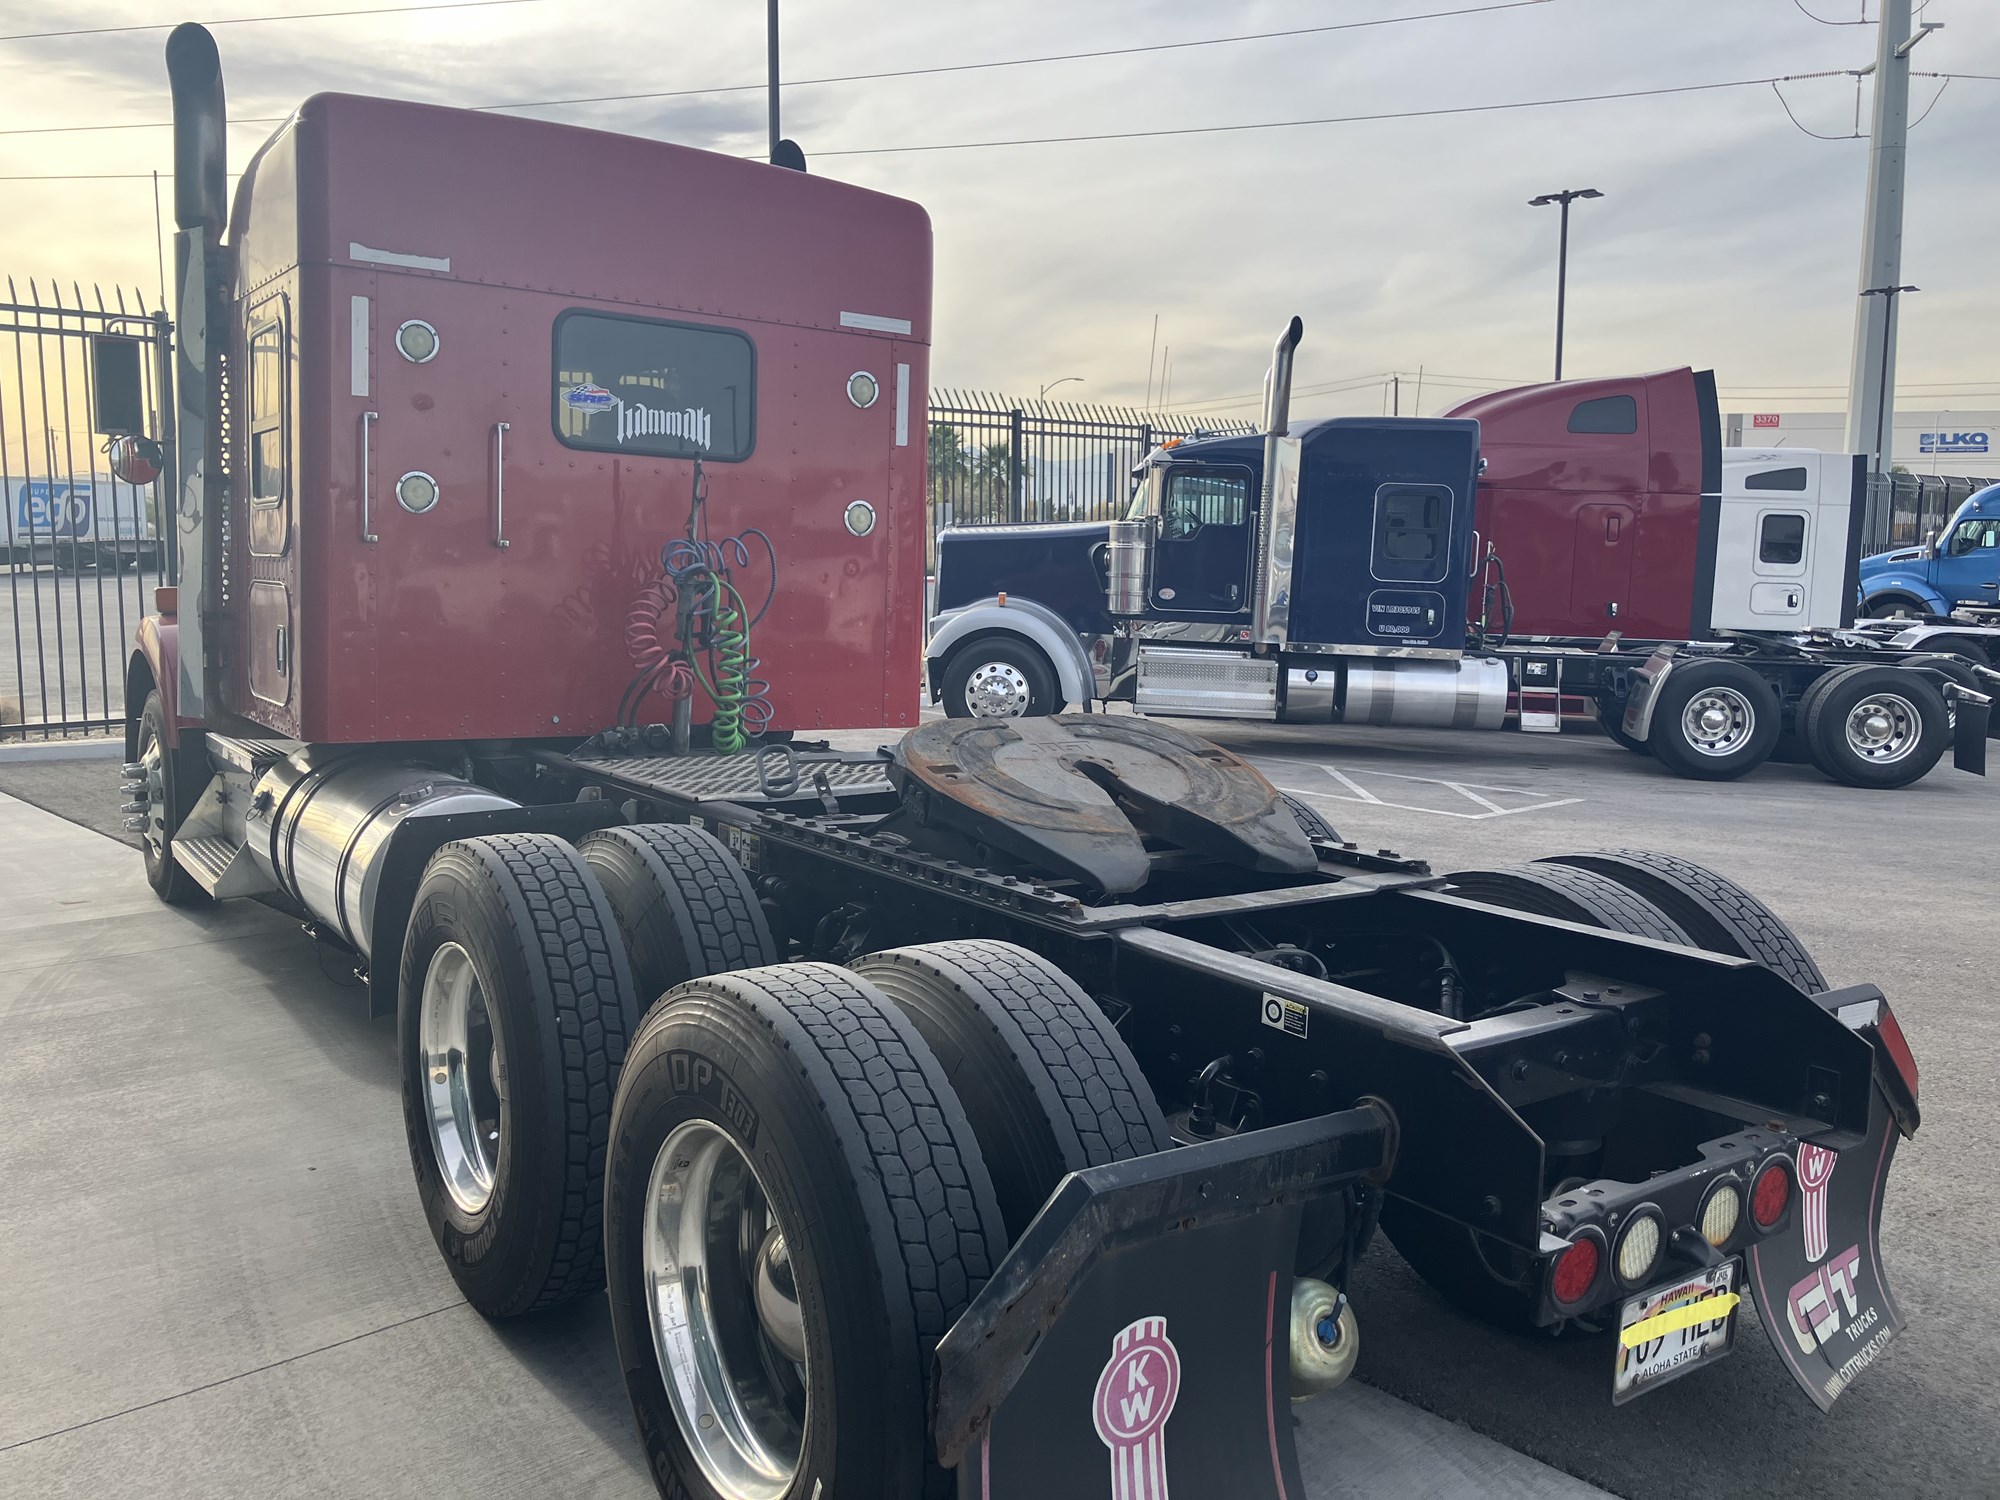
[245,750,518,957]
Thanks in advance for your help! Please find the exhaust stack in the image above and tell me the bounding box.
[163,23,228,720]
[1251,317,1305,645]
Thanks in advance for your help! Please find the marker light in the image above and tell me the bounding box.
[1751,1158,1793,1232]
[846,371,878,408]
[1614,1211,1664,1287]
[1551,1233,1602,1308]
[397,471,439,514]
[395,319,439,363]
[1700,1180,1743,1248]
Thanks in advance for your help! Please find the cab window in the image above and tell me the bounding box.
[1947,516,2000,555]
[247,311,286,503]
[553,310,755,461]
[1567,395,1637,434]
[1162,471,1247,539]
[1759,512,1806,565]
[1372,484,1452,583]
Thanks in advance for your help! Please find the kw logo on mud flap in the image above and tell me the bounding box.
[1797,1142,1838,1264]
[665,1051,759,1146]
[1093,1316,1180,1500]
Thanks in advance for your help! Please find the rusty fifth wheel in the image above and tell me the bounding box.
[605,964,1006,1500]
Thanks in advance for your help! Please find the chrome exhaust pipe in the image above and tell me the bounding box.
[1251,317,1304,644]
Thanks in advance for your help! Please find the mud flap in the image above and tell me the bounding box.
[933,1106,1392,1500]
[1745,1079,1905,1411]
[1949,690,1990,774]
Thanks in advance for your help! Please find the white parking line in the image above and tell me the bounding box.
[1267,763,1585,821]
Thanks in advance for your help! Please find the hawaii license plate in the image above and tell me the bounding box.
[1612,1260,1741,1404]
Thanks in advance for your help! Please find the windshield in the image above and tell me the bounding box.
[1124,466,1158,520]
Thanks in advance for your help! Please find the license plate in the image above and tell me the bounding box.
[1612,1260,1741,1404]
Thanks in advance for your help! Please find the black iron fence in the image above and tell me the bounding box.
[927,391,1251,562]
[1,280,170,740]
[1861,470,1997,555]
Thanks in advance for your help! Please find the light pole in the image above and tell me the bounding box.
[1861,284,1918,472]
[1529,187,1603,381]
[1038,377,1083,403]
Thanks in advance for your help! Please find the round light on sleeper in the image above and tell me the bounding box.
[844,500,876,537]
[847,371,879,409]
[396,319,440,363]
[397,471,439,514]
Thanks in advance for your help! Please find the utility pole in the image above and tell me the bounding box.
[766,0,781,162]
[1844,0,1941,472]
[1529,187,1603,380]
[1392,374,1400,416]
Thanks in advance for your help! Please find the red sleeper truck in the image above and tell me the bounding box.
[114,26,1926,1499]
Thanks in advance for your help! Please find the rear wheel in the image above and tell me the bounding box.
[1538,849,1826,993]
[1439,863,1692,944]
[940,636,1062,719]
[606,964,1007,1500]
[580,824,776,1009]
[399,833,641,1317]
[1919,634,1991,666]
[1280,790,1342,844]
[850,940,1167,1240]
[1596,696,1648,755]
[1646,660,1780,780]
[1802,664,1949,789]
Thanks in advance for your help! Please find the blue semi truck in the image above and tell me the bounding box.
[1859,482,2000,628]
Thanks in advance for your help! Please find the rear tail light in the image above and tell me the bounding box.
[1874,1002,1919,1105]
[1549,1229,1605,1310]
[1699,1178,1744,1248]
[1750,1156,1793,1232]
[1613,1209,1664,1288]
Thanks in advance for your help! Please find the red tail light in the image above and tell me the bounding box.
[1551,1232,1603,1308]
[1874,1002,1919,1105]
[1751,1158,1792,1231]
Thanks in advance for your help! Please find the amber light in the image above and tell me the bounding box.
[1751,1159,1792,1231]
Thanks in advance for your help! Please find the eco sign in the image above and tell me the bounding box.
[14,480,92,538]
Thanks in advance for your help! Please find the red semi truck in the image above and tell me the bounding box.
[116,26,1926,1498]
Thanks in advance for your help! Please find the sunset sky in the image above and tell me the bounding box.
[1,0,1994,420]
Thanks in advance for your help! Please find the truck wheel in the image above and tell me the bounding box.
[851,940,1168,1240]
[1537,849,1826,993]
[133,688,211,906]
[1596,697,1648,755]
[1914,634,1989,666]
[1646,660,1780,780]
[1441,863,1692,945]
[581,824,776,1009]
[606,964,1007,1500]
[1280,791,1342,844]
[1802,664,1949,789]
[940,636,1062,719]
[399,834,641,1317]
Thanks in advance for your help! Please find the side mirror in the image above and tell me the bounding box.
[1923,529,1941,559]
[90,336,147,436]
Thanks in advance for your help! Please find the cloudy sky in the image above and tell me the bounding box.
[1,0,1993,422]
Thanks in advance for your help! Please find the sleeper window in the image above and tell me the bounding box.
[553,311,755,461]
[1759,512,1807,566]
[247,312,286,503]
[1372,485,1452,583]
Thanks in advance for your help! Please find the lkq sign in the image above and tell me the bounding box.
[1919,429,1991,457]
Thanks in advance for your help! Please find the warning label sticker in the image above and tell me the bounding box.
[1260,993,1309,1039]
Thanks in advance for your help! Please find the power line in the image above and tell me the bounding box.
[0,0,558,45]
[0,0,1550,138]
[812,72,1854,158]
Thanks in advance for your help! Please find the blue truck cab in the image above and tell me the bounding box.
[1859,482,2000,617]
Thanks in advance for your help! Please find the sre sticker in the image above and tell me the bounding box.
[1260,993,1309,1039]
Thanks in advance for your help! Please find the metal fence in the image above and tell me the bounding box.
[1860,470,1997,555]
[927,391,1252,561]
[1,280,170,740]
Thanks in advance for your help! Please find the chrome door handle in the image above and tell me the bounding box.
[359,411,379,543]
[493,421,511,549]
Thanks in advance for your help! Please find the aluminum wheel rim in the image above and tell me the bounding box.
[644,1120,808,1500]
[135,714,168,862]
[419,941,505,1216]
[1843,693,1921,764]
[1680,686,1756,757]
[964,660,1031,717]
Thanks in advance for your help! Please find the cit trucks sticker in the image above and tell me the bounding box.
[1746,1086,1906,1410]
[1093,1316,1181,1500]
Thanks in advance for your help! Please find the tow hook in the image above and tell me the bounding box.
[1289,1277,1359,1399]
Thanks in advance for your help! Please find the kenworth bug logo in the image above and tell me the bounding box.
[1093,1316,1181,1500]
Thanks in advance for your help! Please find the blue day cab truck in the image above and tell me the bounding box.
[925,321,1997,790]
